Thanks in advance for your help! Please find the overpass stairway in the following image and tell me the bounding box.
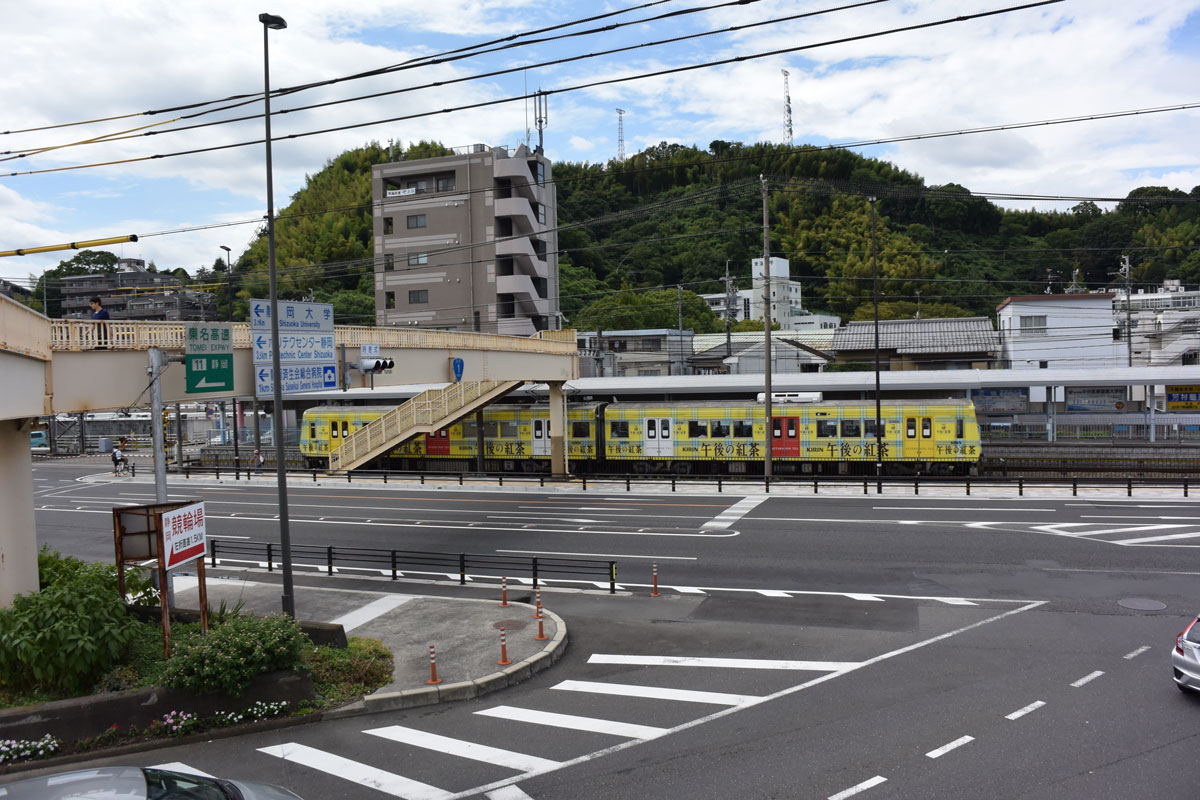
[328,379,522,472]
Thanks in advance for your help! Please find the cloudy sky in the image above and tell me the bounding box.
[1,0,1198,287]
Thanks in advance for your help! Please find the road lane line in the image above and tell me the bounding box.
[330,595,415,632]
[1071,670,1104,687]
[364,725,560,772]
[828,776,887,799]
[1112,530,1200,545]
[1005,700,1045,720]
[701,494,768,530]
[552,680,757,706]
[873,506,1055,512]
[756,589,791,597]
[845,593,885,602]
[257,743,452,800]
[1076,524,1186,536]
[1124,646,1150,659]
[587,655,860,671]
[474,706,668,740]
[496,549,697,560]
[925,736,974,759]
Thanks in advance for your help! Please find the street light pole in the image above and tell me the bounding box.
[259,11,295,618]
[869,197,883,491]
[220,245,233,321]
[761,175,773,478]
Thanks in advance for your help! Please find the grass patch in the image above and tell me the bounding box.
[304,637,394,705]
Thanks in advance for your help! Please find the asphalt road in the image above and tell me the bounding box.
[19,459,1200,799]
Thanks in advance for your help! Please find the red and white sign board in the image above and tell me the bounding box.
[162,501,207,570]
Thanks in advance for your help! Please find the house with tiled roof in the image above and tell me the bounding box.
[830,317,999,370]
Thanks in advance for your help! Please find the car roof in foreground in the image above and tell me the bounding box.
[0,766,148,798]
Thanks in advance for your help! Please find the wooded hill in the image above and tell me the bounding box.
[41,139,1197,333]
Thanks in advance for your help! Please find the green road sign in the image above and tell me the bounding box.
[185,323,234,394]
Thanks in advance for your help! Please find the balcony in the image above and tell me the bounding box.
[497,273,549,317]
[494,197,537,234]
[493,159,542,201]
[495,236,548,276]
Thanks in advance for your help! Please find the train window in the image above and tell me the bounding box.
[647,422,656,439]
[460,420,477,438]
[710,421,730,438]
[661,419,671,439]
[787,419,797,439]
[816,420,838,438]
[906,418,916,438]
[688,421,707,438]
[841,420,861,437]
[956,419,964,439]
[611,421,629,438]
[440,429,448,438]
[331,423,339,439]
[922,418,932,438]
[308,423,316,440]
[499,420,519,438]
[480,421,499,437]
[571,421,590,438]
[533,420,543,439]
[734,421,754,438]
[772,418,783,438]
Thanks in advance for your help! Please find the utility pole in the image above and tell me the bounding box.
[724,260,734,361]
[1120,255,1133,367]
[869,197,883,490]
[761,175,773,478]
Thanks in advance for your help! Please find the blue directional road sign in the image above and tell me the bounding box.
[250,299,337,397]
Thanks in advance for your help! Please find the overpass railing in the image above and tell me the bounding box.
[0,294,52,360]
[48,320,576,354]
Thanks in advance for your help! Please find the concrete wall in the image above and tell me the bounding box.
[0,420,39,605]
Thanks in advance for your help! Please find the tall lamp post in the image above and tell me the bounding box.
[868,197,882,492]
[220,245,233,321]
[259,11,296,617]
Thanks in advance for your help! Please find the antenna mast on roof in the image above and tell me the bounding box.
[534,90,548,153]
[616,108,627,161]
[781,69,793,146]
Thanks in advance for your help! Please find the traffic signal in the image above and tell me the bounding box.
[358,357,395,374]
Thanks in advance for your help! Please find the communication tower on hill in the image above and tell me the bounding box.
[781,69,793,146]
[616,108,627,161]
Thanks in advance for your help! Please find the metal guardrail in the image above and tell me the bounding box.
[48,320,577,354]
[329,379,518,471]
[207,539,617,593]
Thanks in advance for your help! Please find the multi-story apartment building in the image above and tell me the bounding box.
[1115,280,1200,366]
[371,143,559,336]
[60,258,211,320]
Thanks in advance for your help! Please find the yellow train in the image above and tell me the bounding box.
[300,400,981,475]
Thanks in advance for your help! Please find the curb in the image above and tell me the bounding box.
[339,607,568,717]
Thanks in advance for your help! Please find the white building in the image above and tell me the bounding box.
[1116,280,1200,366]
[997,293,1122,370]
[699,257,839,331]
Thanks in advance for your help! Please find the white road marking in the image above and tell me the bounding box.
[330,595,415,632]
[845,593,885,602]
[587,654,860,671]
[828,776,887,799]
[926,735,974,759]
[672,586,707,594]
[873,506,1055,512]
[257,743,452,800]
[151,762,215,777]
[486,787,534,800]
[1124,645,1151,659]
[496,549,697,560]
[492,515,599,523]
[1113,530,1200,545]
[474,706,668,740]
[1005,700,1046,720]
[1074,524,1186,537]
[1071,670,1104,687]
[702,494,768,530]
[364,725,560,772]
[552,680,758,706]
[756,590,791,597]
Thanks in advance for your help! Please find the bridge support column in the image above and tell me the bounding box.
[0,419,39,607]
[549,381,567,478]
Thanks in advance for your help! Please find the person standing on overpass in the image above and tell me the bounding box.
[89,296,110,349]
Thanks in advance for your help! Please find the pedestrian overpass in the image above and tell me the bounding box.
[0,294,578,605]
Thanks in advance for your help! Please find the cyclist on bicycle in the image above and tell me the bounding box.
[111,445,126,476]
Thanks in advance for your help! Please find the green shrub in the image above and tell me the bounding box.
[162,615,308,695]
[303,637,393,703]
[0,551,142,694]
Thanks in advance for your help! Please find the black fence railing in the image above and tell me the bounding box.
[208,539,618,593]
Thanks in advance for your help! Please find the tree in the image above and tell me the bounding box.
[30,250,119,318]
[572,287,721,332]
[731,319,781,331]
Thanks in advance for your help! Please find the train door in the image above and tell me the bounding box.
[425,428,450,456]
[532,418,551,457]
[643,417,672,458]
[771,416,800,457]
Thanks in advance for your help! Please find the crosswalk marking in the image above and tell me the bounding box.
[364,725,560,772]
[587,654,860,671]
[474,706,669,740]
[552,679,758,706]
[151,763,214,777]
[844,593,885,602]
[257,743,452,800]
[486,787,534,800]
[756,589,791,597]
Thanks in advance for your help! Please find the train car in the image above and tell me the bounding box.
[301,399,980,475]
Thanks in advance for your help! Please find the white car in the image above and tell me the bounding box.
[1173,615,1200,692]
[0,766,302,799]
